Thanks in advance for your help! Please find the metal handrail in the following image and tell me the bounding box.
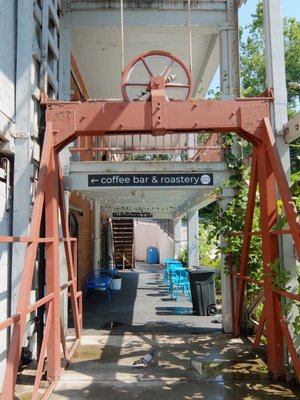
[69,132,223,162]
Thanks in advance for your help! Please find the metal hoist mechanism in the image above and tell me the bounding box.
[0,51,300,398]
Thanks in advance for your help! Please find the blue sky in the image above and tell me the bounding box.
[208,0,300,93]
[240,0,300,26]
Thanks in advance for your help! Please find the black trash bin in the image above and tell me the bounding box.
[188,267,217,316]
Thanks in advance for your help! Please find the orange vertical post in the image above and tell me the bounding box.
[45,147,61,381]
[257,140,284,379]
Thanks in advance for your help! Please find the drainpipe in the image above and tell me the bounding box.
[1,157,13,350]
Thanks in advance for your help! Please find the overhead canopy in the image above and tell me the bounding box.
[67,0,243,217]
[66,161,230,219]
[70,0,235,99]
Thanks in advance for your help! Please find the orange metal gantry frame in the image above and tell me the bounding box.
[1,51,300,398]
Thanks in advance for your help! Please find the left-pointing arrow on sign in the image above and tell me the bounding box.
[90,178,99,184]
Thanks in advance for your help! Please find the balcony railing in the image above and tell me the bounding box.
[70,132,223,162]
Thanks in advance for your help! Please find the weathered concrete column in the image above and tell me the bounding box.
[187,209,198,267]
[11,0,34,315]
[59,1,72,170]
[219,0,240,98]
[173,217,182,259]
[93,199,101,271]
[107,219,113,264]
[220,188,234,333]
[218,0,239,333]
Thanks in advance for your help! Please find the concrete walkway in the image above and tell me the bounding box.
[15,263,300,399]
[81,262,222,335]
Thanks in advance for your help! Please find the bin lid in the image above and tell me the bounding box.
[188,266,218,274]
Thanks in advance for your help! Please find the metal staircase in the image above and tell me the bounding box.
[112,219,134,269]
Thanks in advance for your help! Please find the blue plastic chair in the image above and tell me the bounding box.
[101,266,119,277]
[84,273,112,303]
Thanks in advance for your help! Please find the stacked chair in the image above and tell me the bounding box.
[163,259,191,301]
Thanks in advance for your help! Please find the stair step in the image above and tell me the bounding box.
[112,218,134,269]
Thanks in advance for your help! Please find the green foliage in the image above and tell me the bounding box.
[292,304,300,335]
[198,223,220,269]
[268,259,291,291]
[202,4,300,316]
[200,134,263,302]
[240,1,300,115]
[177,244,188,266]
[240,3,265,97]
[123,153,171,161]
[283,17,300,109]
[177,224,220,269]
[290,168,300,214]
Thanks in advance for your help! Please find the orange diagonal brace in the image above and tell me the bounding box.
[253,305,266,351]
[275,298,300,383]
[57,154,82,337]
[32,301,54,400]
[262,118,300,259]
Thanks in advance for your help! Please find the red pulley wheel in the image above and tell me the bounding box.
[121,50,192,102]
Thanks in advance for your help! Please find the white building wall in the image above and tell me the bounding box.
[0,0,65,388]
[135,221,174,263]
[0,180,9,389]
[0,0,15,123]
[0,0,16,389]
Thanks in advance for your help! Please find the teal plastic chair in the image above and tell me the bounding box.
[169,269,191,301]
[164,260,183,285]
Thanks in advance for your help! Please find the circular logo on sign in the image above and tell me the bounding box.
[200,174,211,185]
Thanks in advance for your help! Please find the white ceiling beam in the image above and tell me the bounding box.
[284,112,300,143]
[71,1,227,12]
[192,33,219,97]
[263,0,288,133]
[70,9,227,29]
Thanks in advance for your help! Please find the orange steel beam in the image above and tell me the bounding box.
[41,96,269,150]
